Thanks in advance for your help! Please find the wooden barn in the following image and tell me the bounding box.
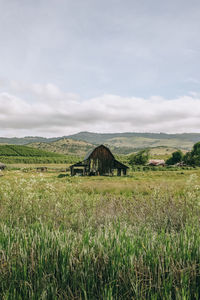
[70,145,128,176]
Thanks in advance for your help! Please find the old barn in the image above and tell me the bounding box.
[70,145,128,176]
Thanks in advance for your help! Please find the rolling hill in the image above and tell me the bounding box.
[27,138,94,157]
[27,138,186,159]
[65,132,200,150]
[148,146,187,160]
[1,132,200,155]
[27,138,148,156]
[0,136,59,145]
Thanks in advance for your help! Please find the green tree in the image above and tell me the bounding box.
[191,142,200,156]
[129,149,149,166]
[183,142,200,166]
[166,150,183,165]
[183,152,193,165]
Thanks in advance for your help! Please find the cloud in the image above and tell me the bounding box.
[185,78,200,84]
[0,81,200,137]
[1,0,200,99]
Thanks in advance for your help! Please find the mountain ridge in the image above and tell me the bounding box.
[1,131,200,153]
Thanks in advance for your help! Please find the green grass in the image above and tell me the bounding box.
[1,170,200,299]
[0,144,83,164]
[0,155,80,164]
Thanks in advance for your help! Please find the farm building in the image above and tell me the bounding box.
[148,159,165,166]
[70,145,129,176]
[0,162,6,170]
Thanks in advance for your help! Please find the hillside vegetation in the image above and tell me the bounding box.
[28,138,94,156]
[0,144,63,157]
[148,146,188,160]
[0,144,79,164]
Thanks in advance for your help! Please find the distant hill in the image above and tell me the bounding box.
[66,132,200,144]
[27,138,189,158]
[1,132,200,154]
[148,146,188,160]
[28,138,95,157]
[65,132,200,150]
[28,138,143,156]
[0,136,59,145]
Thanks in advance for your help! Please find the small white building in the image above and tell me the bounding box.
[148,159,165,166]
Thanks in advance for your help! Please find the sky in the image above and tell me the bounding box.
[0,0,200,137]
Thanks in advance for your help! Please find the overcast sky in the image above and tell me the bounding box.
[0,0,200,137]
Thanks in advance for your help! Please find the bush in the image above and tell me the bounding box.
[129,149,149,166]
[183,142,200,166]
[166,150,183,165]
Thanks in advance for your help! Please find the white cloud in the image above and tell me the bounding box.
[185,78,200,84]
[0,81,200,137]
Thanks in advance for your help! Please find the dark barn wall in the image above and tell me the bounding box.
[88,146,114,175]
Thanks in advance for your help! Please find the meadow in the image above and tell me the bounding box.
[1,167,200,299]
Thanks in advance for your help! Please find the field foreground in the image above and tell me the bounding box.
[1,169,200,299]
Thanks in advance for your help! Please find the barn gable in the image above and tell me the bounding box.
[84,145,114,161]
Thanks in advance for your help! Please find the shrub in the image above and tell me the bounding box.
[166,150,183,165]
[129,149,149,166]
[183,142,200,166]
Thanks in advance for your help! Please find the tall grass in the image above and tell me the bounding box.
[2,222,200,299]
[1,171,200,299]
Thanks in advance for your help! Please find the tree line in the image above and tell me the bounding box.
[128,142,200,166]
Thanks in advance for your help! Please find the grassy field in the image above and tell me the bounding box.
[1,168,200,299]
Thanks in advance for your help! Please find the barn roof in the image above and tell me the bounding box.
[70,161,88,168]
[114,159,129,169]
[84,145,115,161]
[84,149,94,160]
